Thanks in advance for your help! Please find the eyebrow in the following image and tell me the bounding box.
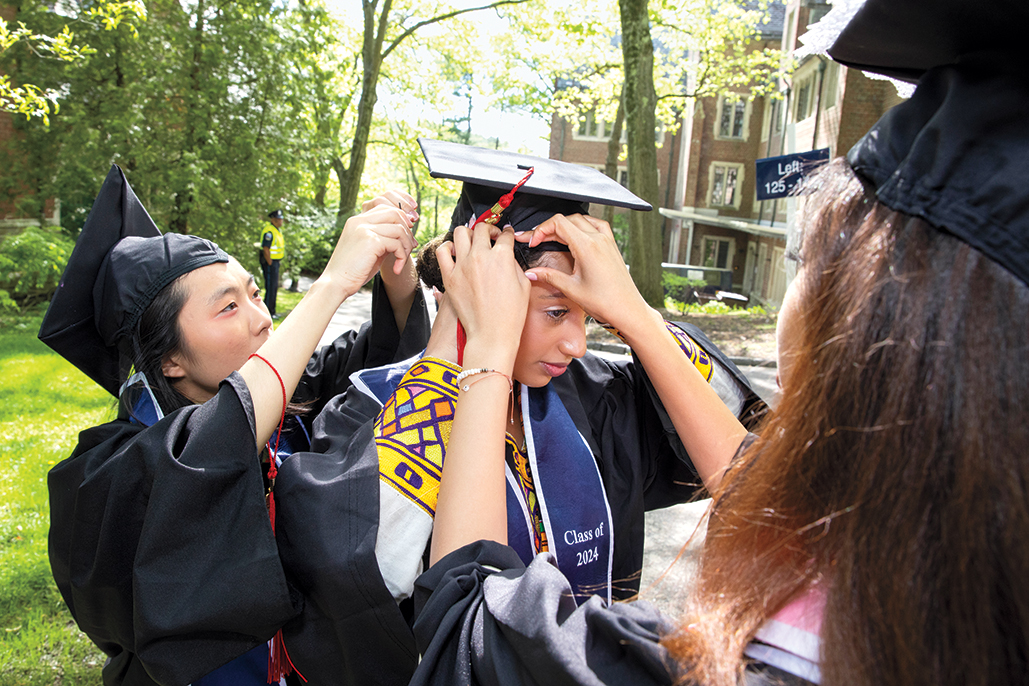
[207,276,256,307]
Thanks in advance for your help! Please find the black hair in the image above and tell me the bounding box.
[416,225,561,292]
[128,279,196,415]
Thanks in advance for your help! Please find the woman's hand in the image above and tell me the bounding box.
[359,190,421,330]
[516,214,651,334]
[319,192,418,302]
[437,222,530,371]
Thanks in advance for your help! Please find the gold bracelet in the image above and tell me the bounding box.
[455,367,513,392]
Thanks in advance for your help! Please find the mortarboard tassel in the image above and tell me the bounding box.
[471,166,535,226]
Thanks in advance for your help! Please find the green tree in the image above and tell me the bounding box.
[619,0,663,304]
[491,0,781,305]
[323,0,533,225]
[1,1,145,123]
[2,0,333,264]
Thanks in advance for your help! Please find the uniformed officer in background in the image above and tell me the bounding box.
[259,209,286,318]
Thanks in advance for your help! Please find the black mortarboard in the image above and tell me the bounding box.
[830,0,1029,287]
[418,138,651,233]
[827,0,1025,84]
[38,165,228,397]
[268,209,284,219]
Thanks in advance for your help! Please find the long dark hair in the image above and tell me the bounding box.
[128,278,196,414]
[667,159,1029,686]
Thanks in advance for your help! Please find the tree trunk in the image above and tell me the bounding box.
[618,0,663,307]
[170,0,207,235]
[336,0,391,223]
[603,86,626,228]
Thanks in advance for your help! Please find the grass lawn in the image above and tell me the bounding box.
[0,308,111,684]
[0,288,306,684]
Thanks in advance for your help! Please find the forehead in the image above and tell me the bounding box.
[179,258,251,295]
[535,250,573,274]
[530,252,574,299]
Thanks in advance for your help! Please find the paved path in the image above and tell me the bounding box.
[308,283,776,613]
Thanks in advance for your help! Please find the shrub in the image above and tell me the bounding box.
[662,272,708,314]
[0,227,74,310]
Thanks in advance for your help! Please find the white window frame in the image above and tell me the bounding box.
[574,110,664,146]
[583,164,658,190]
[707,161,745,209]
[822,62,840,109]
[794,75,814,121]
[715,95,750,141]
[700,235,736,270]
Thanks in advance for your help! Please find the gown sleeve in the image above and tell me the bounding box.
[48,374,298,686]
[410,541,681,686]
[292,275,431,420]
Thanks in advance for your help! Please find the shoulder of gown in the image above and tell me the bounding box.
[411,541,681,686]
[48,373,299,686]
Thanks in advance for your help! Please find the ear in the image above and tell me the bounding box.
[162,353,187,379]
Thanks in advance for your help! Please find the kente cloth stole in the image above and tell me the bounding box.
[508,440,548,553]
[353,356,613,604]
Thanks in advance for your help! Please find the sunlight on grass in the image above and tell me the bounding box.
[0,326,109,684]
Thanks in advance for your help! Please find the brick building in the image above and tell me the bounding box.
[0,3,61,239]
[550,0,907,307]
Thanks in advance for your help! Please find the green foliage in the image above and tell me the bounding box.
[0,290,18,317]
[285,206,339,280]
[664,297,773,317]
[662,271,707,313]
[0,324,110,683]
[0,227,74,309]
[0,1,145,124]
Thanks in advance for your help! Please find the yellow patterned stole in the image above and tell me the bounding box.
[375,358,459,516]
[508,439,549,553]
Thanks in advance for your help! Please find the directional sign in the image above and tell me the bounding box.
[755,148,830,201]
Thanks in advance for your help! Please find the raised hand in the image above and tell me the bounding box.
[320,192,418,300]
[436,222,530,372]
[517,214,650,335]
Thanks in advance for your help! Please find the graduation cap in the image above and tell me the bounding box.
[830,0,1029,287]
[38,165,228,397]
[418,138,651,233]
[827,0,1026,84]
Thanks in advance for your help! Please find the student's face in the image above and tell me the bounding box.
[513,252,588,388]
[163,258,273,403]
[775,265,806,391]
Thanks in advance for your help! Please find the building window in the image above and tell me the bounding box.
[701,236,735,270]
[794,76,814,120]
[761,97,784,142]
[716,96,747,139]
[709,162,743,208]
[576,109,664,146]
[577,110,604,138]
[822,62,839,108]
[618,169,629,187]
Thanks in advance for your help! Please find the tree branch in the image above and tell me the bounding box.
[381,0,531,61]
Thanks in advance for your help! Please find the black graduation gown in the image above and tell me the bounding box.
[271,321,767,686]
[47,278,430,686]
[410,541,815,686]
[412,541,680,686]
